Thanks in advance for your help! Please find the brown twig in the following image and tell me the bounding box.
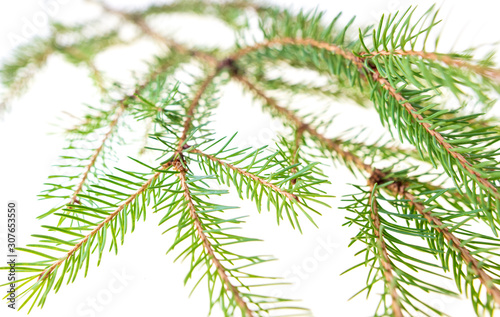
[290,127,304,186]
[172,160,255,317]
[176,70,220,154]
[68,104,125,206]
[367,183,403,317]
[229,38,363,63]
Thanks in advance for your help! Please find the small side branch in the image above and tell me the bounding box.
[176,70,220,153]
[67,58,178,206]
[367,182,403,317]
[190,148,299,201]
[366,50,500,82]
[375,171,500,305]
[172,160,255,317]
[38,162,173,280]
[69,104,125,205]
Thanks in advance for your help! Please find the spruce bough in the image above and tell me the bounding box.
[2,1,500,316]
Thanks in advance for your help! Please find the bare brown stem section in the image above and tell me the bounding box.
[173,160,254,317]
[231,37,500,200]
[38,162,172,280]
[190,148,299,201]
[367,184,403,317]
[230,38,360,62]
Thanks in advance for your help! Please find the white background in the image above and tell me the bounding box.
[1,0,500,316]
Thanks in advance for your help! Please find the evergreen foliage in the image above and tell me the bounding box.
[2,1,500,316]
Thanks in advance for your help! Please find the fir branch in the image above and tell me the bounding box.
[369,168,500,307]
[364,50,500,83]
[343,183,458,316]
[387,177,500,305]
[361,8,500,103]
[4,3,500,316]
[68,104,125,206]
[372,72,499,196]
[235,71,500,310]
[177,70,221,153]
[185,137,328,230]
[367,184,403,317]
[172,159,255,317]
[42,53,186,220]
[0,37,55,110]
[232,36,500,228]
[189,148,299,201]
[38,161,173,281]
